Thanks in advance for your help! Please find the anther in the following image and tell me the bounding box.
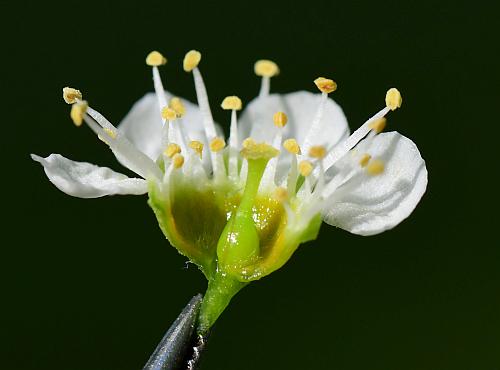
[164,143,181,158]
[209,137,225,152]
[314,77,337,94]
[146,51,167,66]
[369,117,387,133]
[275,187,288,202]
[273,112,288,127]
[183,50,201,72]
[359,153,372,167]
[172,153,185,169]
[161,107,178,121]
[221,96,242,111]
[298,160,313,177]
[308,145,326,159]
[189,140,204,158]
[169,97,186,118]
[63,87,82,104]
[283,138,301,155]
[385,88,402,110]
[254,60,279,77]
[70,100,88,127]
[366,159,385,175]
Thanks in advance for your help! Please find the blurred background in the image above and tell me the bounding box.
[2,0,499,369]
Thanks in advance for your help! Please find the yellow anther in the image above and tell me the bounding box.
[367,159,385,175]
[70,101,88,127]
[369,117,387,133]
[254,59,280,77]
[189,140,204,158]
[309,145,326,159]
[385,88,402,110]
[240,141,279,160]
[273,111,288,128]
[183,50,201,72]
[103,128,117,139]
[63,87,82,104]
[242,137,256,149]
[209,137,226,152]
[169,97,186,118]
[314,77,337,94]
[172,154,185,169]
[164,143,181,158]
[283,138,301,155]
[275,187,288,202]
[146,51,167,66]
[298,160,313,177]
[359,153,372,167]
[221,96,242,111]
[161,107,178,121]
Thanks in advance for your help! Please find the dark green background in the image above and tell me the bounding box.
[3,0,498,369]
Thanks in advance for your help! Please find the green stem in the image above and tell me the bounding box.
[198,272,247,334]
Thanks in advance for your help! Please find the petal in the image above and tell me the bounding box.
[239,91,350,148]
[31,154,148,198]
[322,132,428,236]
[118,92,221,162]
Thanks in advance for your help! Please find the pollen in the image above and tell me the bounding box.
[283,139,301,155]
[314,77,337,94]
[275,187,288,202]
[63,87,82,104]
[221,96,242,111]
[161,107,178,121]
[273,111,288,127]
[254,59,279,77]
[240,142,279,160]
[103,128,117,139]
[169,97,186,118]
[189,140,204,158]
[359,153,372,167]
[209,137,226,152]
[385,88,402,111]
[366,159,385,175]
[146,51,167,66]
[172,153,185,169]
[164,143,181,158]
[242,137,257,149]
[309,145,326,159]
[70,100,88,127]
[369,117,387,133]
[298,160,313,177]
[183,50,201,72]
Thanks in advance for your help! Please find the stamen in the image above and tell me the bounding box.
[161,107,177,121]
[183,50,201,72]
[146,51,167,66]
[209,137,225,152]
[283,139,301,155]
[255,59,279,98]
[70,101,88,126]
[273,111,288,128]
[308,145,326,159]
[366,159,384,175]
[359,153,371,167]
[314,77,337,94]
[63,87,82,104]
[222,96,243,180]
[172,153,185,169]
[274,187,288,202]
[162,107,187,153]
[169,97,186,118]
[209,137,226,180]
[189,140,204,158]
[385,88,402,111]
[298,160,313,177]
[164,143,181,158]
[369,117,387,133]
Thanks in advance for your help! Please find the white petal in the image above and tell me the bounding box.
[322,132,428,236]
[31,154,148,198]
[117,92,208,161]
[239,91,350,147]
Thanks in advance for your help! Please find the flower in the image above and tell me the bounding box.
[32,50,427,333]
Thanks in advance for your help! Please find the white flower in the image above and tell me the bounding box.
[32,51,427,328]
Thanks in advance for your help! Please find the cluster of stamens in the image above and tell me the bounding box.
[62,49,402,224]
